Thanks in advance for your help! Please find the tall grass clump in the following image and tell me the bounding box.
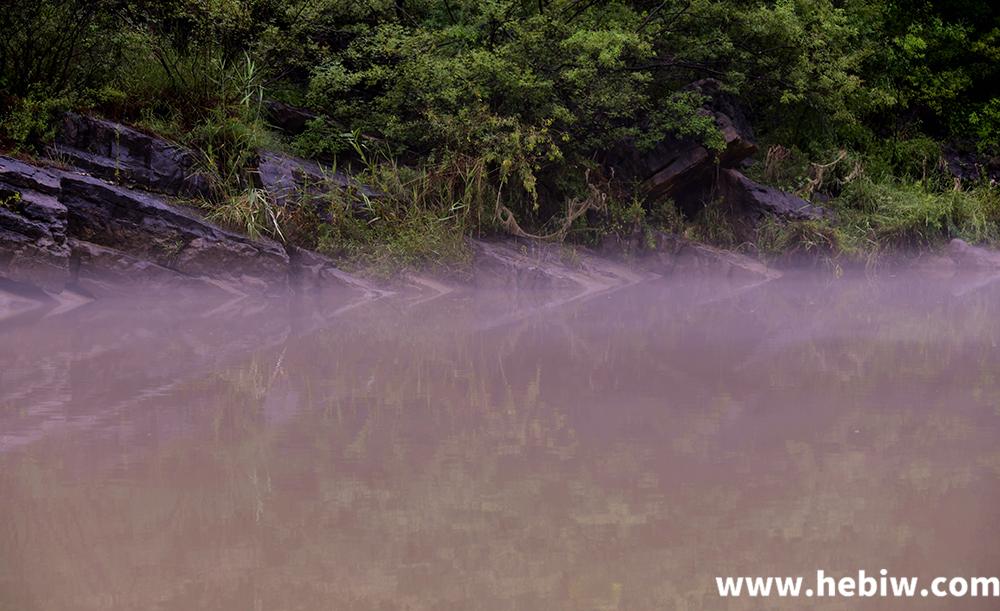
[742,140,1000,266]
[113,36,275,186]
[299,151,500,275]
[280,130,615,274]
[107,32,289,241]
[207,188,285,242]
[833,178,1000,252]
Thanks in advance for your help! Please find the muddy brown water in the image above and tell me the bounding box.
[1,272,1000,610]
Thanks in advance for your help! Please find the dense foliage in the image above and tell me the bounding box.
[2,0,999,268]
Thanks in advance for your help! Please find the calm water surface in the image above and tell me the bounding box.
[1,272,1000,610]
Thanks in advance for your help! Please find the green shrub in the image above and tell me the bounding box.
[969,98,1000,155]
[291,119,354,160]
[0,96,71,151]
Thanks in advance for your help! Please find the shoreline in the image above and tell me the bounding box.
[2,115,998,306]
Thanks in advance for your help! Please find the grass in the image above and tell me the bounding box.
[723,142,1000,268]
[832,179,1000,251]
[755,217,841,256]
[738,181,1000,270]
[107,32,282,198]
[101,39,303,245]
[206,187,286,242]
[288,153,500,277]
[685,199,743,250]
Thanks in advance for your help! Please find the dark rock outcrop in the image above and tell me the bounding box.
[264,100,320,135]
[943,148,1000,186]
[644,111,757,202]
[286,245,383,295]
[604,79,831,225]
[0,155,62,195]
[467,239,652,293]
[59,173,290,289]
[68,238,221,297]
[0,159,71,291]
[607,79,758,202]
[52,113,209,196]
[469,240,580,290]
[717,169,826,220]
[0,155,298,295]
[255,151,377,215]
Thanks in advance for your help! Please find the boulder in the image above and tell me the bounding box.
[0,158,71,291]
[264,100,320,135]
[52,112,209,196]
[59,173,290,289]
[717,169,826,220]
[606,79,757,202]
[255,150,377,213]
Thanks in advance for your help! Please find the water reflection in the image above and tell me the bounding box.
[1,273,999,610]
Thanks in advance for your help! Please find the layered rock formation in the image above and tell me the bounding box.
[605,79,827,224]
[716,168,826,221]
[52,113,210,197]
[255,150,377,216]
[1,110,792,305]
[0,154,363,300]
[0,110,397,303]
[0,158,70,292]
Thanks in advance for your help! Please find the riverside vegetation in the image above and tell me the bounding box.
[2,0,1000,274]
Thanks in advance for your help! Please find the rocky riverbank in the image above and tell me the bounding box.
[2,111,999,316]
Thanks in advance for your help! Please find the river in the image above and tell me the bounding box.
[1,271,999,610]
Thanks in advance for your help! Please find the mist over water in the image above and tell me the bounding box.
[2,271,1000,610]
